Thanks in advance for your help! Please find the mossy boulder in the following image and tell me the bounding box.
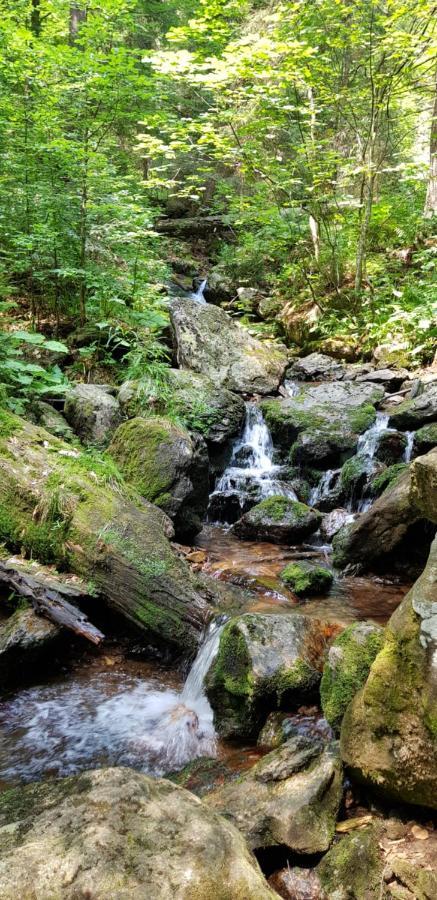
[108,416,209,539]
[414,422,437,455]
[232,496,322,545]
[64,383,122,447]
[207,737,342,855]
[170,298,288,394]
[320,622,384,733]
[205,612,329,738]
[118,369,245,447]
[370,463,408,498]
[388,383,437,430]
[340,534,437,808]
[280,561,333,597]
[0,411,211,654]
[31,401,75,443]
[317,823,385,899]
[410,447,437,525]
[0,767,275,900]
[340,454,373,500]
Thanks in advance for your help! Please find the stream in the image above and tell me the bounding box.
[0,396,412,791]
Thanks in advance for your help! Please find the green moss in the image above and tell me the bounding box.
[251,496,312,523]
[348,403,376,434]
[209,620,254,698]
[320,623,384,733]
[272,659,317,701]
[318,824,384,898]
[371,463,407,497]
[101,526,169,582]
[108,416,183,503]
[340,455,368,492]
[20,521,66,566]
[0,408,20,440]
[0,503,20,548]
[415,423,437,452]
[280,562,333,597]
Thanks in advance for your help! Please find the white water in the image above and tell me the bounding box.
[403,431,415,463]
[0,622,224,786]
[190,278,207,303]
[209,403,297,522]
[356,412,390,459]
[309,469,340,507]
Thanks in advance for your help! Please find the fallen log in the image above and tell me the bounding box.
[0,561,104,645]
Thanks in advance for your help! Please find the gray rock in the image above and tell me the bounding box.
[170,298,288,394]
[207,738,342,854]
[232,496,322,544]
[290,353,346,381]
[388,383,437,430]
[0,607,60,685]
[0,767,275,899]
[374,429,407,465]
[320,508,352,542]
[206,612,329,738]
[355,368,408,391]
[64,383,122,446]
[32,401,75,442]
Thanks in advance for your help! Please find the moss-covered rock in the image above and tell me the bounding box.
[0,411,211,654]
[108,416,209,539]
[232,496,322,545]
[340,454,372,499]
[320,622,384,733]
[317,823,385,899]
[31,401,75,443]
[340,534,437,809]
[370,463,408,498]
[170,298,288,394]
[414,422,437,455]
[207,737,342,855]
[280,561,333,597]
[410,447,437,525]
[64,383,122,447]
[205,612,329,738]
[0,767,275,900]
[0,606,61,687]
[388,383,437,430]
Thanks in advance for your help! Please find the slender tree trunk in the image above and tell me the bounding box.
[307,86,320,262]
[78,132,89,325]
[355,172,375,293]
[69,3,87,44]
[425,74,437,217]
[30,0,41,36]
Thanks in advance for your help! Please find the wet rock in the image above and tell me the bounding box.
[388,383,437,430]
[320,622,384,733]
[64,383,122,447]
[0,606,60,685]
[232,496,322,544]
[203,268,234,303]
[374,430,408,465]
[340,454,374,501]
[290,353,346,381]
[269,867,325,900]
[108,416,209,539]
[170,298,288,394]
[340,534,437,809]
[0,412,211,654]
[317,823,385,899]
[261,381,383,462]
[207,738,342,854]
[320,508,352,542]
[205,612,328,738]
[0,767,275,899]
[257,711,333,750]
[370,463,408,499]
[32,401,75,442]
[118,370,245,448]
[280,561,333,597]
[414,422,437,455]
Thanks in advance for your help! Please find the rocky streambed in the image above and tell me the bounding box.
[0,296,436,898]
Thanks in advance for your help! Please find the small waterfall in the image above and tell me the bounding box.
[208,403,297,523]
[190,278,207,303]
[356,413,390,459]
[309,469,340,507]
[403,431,415,463]
[181,620,224,705]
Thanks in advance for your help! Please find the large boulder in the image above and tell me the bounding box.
[170,298,288,394]
[388,383,437,430]
[340,534,437,808]
[333,450,437,573]
[0,767,275,899]
[205,612,329,738]
[0,409,210,654]
[289,353,346,381]
[207,737,342,854]
[232,496,322,545]
[261,381,383,464]
[320,622,384,734]
[118,369,245,448]
[108,417,209,539]
[0,606,60,686]
[280,561,333,597]
[64,383,122,447]
[414,422,437,455]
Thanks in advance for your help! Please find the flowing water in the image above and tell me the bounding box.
[356,412,390,459]
[190,278,207,303]
[309,468,340,507]
[403,431,415,463]
[0,623,224,788]
[209,403,297,523]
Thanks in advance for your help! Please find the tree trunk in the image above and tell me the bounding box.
[425,74,437,217]
[355,172,375,293]
[69,3,87,44]
[30,0,41,36]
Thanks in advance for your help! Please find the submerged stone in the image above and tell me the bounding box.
[280,561,333,597]
[205,612,329,738]
[0,767,275,899]
[232,496,322,544]
[320,622,384,734]
[207,737,343,854]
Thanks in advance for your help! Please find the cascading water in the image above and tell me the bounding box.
[309,469,340,507]
[208,402,297,523]
[190,278,207,303]
[356,412,390,459]
[0,621,224,786]
[403,431,415,463]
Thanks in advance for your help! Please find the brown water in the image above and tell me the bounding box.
[196,525,410,626]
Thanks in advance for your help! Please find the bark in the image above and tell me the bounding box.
[425,74,437,217]
[0,561,104,644]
